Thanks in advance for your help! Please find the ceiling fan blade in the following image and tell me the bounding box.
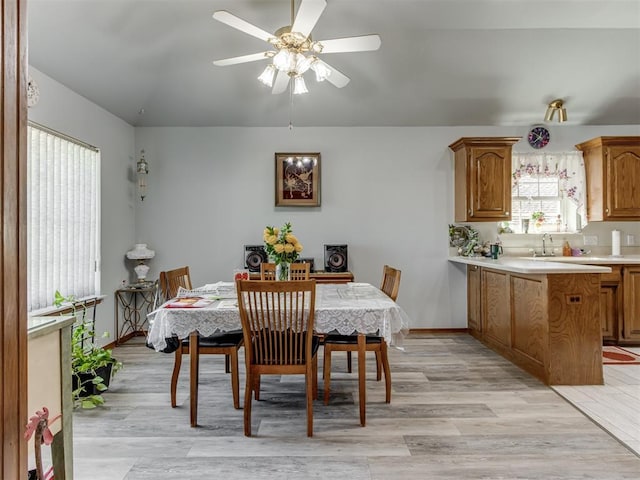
[291,0,327,39]
[316,60,350,88]
[213,52,272,67]
[272,71,290,94]
[212,10,274,42]
[319,34,382,54]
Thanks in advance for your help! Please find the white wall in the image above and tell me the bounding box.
[135,124,640,329]
[24,69,640,332]
[28,68,136,344]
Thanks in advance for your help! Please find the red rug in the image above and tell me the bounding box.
[602,346,640,365]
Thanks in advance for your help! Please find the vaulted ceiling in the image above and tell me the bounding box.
[28,0,640,127]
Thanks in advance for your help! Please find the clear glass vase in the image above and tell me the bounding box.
[276,262,290,281]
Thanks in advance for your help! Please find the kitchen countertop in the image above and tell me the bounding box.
[449,256,612,274]
[516,254,640,265]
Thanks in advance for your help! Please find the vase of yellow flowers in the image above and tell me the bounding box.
[263,222,303,281]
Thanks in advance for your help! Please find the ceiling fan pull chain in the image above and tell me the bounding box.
[289,82,294,129]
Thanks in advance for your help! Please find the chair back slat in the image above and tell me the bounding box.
[237,280,316,366]
[260,262,277,280]
[380,265,401,301]
[159,266,192,301]
[290,262,310,280]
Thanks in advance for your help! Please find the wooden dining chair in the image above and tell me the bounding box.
[260,262,276,280]
[290,262,311,280]
[322,264,400,426]
[159,266,243,410]
[236,279,319,437]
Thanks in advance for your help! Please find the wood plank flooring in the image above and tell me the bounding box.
[71,334,640,479]
[553,347,640,456]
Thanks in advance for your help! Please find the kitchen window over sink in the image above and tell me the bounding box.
[509,151,586,234]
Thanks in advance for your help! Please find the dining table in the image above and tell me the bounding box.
[147,281,410,427]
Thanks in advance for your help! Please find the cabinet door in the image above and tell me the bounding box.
[481,269,510,348]
[622,266,640,341]
[600,285,619,342]
[606,145,640,219]
[467,265,481,333]
[600,265,622,343]
[469,146,512,220]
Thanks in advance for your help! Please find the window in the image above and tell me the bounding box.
[27,123,101,312]
[508,152,586,234]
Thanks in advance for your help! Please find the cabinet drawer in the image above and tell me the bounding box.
[600,265,621,283]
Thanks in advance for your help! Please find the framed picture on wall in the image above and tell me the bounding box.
[275,152,320,207]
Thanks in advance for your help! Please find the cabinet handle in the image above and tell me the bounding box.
[505,211,509,215]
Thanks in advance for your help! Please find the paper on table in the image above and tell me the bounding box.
[165,297,213,309]
[217,299,238,309]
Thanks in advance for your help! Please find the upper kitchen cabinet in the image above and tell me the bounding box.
[449,137,521,222]
[576,136,640,221]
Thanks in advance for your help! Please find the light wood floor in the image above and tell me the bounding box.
[72,334,640,479]
[553,347,640,456]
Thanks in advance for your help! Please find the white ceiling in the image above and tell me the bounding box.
[28,0,640,127]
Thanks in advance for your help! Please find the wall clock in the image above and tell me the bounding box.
[527,125,550,149]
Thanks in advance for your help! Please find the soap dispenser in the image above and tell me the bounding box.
[562,239,572,257]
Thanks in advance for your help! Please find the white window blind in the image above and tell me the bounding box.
[27,123,101,311]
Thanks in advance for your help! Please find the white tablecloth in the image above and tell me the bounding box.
[147,282,410,352]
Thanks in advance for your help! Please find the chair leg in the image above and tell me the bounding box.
[225,354,230,374]
[323,344,332,405]
[347,351,352,373]
[229,349,240,409]
[312,355,318,400]
[357,334,366,427]
[170,349,182,408]
[306,365,314,437]
[381,341,391,404]
[253,374,261,401]
[375,351,382,381]
[244,373,253,437]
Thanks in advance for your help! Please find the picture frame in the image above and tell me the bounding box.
[275,152,320,207]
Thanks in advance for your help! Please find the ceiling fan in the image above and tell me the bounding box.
[212,0,381,95]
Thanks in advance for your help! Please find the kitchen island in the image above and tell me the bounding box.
[449,256,611,385]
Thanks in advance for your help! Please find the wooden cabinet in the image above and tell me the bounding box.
[575,136,640,221]
[599,266,622,343]
[466,265,603,385]
[622,266,640,342]
[449,137,521,222]
[467,265,481,333]
[594,264,640,345]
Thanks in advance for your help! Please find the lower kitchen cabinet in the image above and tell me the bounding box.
[598,264,640,345]
[466,265,603,385]
[622,266,640,342]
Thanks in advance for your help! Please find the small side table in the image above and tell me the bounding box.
[114,282,157,345]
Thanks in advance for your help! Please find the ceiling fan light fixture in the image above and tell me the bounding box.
[257,64,276,87]
[310,59,331,81]
[295,54,313,75]
[273,49,292,71]
[293,75,308,95]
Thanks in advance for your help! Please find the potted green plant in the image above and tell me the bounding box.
[54,291,122,409]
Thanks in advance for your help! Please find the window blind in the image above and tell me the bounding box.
[27,123,101,311]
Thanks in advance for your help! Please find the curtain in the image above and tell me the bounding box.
[27,124,101,311]
[512,151,587,230]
